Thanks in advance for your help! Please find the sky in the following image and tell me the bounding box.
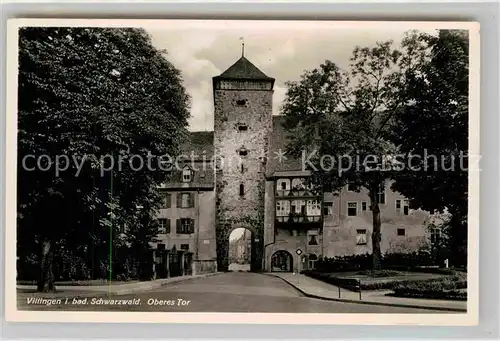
[147,21,437,132]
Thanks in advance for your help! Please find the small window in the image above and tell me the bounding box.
[241,164,245,173]
[397,228,406,236]
[239,184,245,196]
[306,200,321,216]
[276,200,290,216]
[236,99,247,106]
[347,202,358,216]
[323,202,333,216]
[180,244,189,250]
[347,181,355,191]
[239,150,248,156]
[361,201,367,212]
[356,229,367,245]
[238,124,248,131]
[281,182,287,190]
[158,219,170,234]
[182,166,193,182]
[395,199,402,213]
[308,235,318,245]
[178,218,194,234]
[403,199,410,215]
[181,193,191,208]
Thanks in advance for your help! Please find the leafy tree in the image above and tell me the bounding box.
[391,30,469,267]
[17,27,190,291]
[280,32,428,269]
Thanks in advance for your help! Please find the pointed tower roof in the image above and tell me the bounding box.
[217,56,274,81]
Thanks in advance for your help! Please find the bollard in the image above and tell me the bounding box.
[338,285,341,298]
[358,279,362,300]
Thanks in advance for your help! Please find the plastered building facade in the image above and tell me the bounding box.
[153,55,434,276]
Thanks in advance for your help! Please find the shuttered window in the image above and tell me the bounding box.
[176,218,194,234]
[164,193,171,208]
[178,193,195,208]
[158,218,170,234]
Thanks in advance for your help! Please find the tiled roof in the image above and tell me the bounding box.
[181,131,214,157]
[164,131,215,189]
[266,115,303,177]
[217,56,274,81]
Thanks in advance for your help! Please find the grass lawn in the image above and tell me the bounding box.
[303,269,467,297]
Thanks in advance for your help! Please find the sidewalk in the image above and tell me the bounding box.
[267,272,467,312]
[17,272,221,297]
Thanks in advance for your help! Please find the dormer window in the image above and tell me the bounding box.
[182,166,193,183]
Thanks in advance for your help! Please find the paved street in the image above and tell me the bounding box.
[18,272,445,313]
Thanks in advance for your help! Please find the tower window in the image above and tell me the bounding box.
[239,184,245,196]
[236,99,247,106]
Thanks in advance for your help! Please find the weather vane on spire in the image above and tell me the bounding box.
[239,36,245,57]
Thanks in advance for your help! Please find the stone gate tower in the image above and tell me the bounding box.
[213,55,274,272]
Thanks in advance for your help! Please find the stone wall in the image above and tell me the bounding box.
[214,86,273,271]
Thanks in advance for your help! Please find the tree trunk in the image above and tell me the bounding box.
[37,239,55,292]
[370,187,382,270]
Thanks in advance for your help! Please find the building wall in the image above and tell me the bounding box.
[264,180,433,271]
[214,83,273,271]
[155,189,217,275]
[323,181,431,257]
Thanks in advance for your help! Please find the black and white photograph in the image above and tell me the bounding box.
[5,19,479,324]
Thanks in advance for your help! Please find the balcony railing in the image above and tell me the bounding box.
[275,212,322,226]
[275,188,320,198]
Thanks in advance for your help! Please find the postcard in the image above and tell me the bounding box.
[4,19,480,325]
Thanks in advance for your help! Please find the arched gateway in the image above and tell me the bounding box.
[271,250,293,272]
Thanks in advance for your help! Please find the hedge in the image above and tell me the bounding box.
[302,270,467,292]
[314,251,439,273]
[392,277,467,300]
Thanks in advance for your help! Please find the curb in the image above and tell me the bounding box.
[265,273,467,313]
[112,272,221,295]
[18,272,222,298]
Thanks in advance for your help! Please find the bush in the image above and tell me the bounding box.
[392,276,467,300]
[303,269,467,292]
[357,270,401,277]
[315,251,441,273]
